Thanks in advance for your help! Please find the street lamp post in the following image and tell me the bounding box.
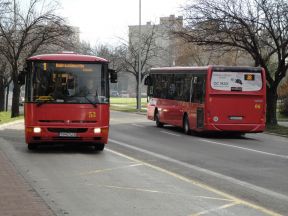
[137,0,142,112]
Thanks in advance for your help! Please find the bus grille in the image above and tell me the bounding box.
[48,128,88,133]
[39,120,65,123]
[71,120,97,123]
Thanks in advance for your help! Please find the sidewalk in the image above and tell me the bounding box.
[278,121,288,127]
[0,122,54,216]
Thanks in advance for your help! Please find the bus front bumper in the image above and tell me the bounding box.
[25,126,109,144]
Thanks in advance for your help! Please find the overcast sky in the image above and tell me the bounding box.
[59,0,187,45]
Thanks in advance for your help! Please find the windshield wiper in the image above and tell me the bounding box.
[83,95,97,107]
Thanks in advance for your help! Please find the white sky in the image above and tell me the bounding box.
[59,0,187,46]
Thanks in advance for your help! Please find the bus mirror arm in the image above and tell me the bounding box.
[18,70,26,86]
[109,69,117,83]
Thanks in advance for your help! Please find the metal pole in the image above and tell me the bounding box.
[137,0,142,111]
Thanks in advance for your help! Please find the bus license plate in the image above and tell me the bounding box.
[59,132,77,137]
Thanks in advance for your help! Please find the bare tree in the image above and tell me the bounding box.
[93,44,127,74]
[118,25,162,108]
[76,40,94,55]
[0,0,74,117]
[174,0,288,125]
[0,57,10,111]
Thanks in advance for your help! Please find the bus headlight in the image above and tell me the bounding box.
[94,128,101,134]
[213,116,219,122]
[33,127,41,133]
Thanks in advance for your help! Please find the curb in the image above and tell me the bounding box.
[263,131,288,138]
[0,119,24,129]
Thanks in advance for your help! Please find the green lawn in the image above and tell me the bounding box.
[277,112,288,121]
[0,112,23,124]
[110,97,147,112]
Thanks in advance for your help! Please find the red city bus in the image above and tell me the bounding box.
[144,66,266,134]
[18,52,117,150]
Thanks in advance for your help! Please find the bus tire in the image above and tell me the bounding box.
[28,143,37,150]
[155,111,164,128]
[95,143,105,151]
[183,116,191,135]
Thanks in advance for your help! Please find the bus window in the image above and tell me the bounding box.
[174,74,191,101]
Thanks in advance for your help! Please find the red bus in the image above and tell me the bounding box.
[18,52,117,150]
[144,66,266,134]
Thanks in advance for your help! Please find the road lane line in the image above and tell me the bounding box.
[190,202,240,216]
[97,185,232,201]
[108,139,285,216]
[78,163,143,176]
[101,185,160,193]
[198,138,288,159]
[160,130,181,137]
[131,123,145,128]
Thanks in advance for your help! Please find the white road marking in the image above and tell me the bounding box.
[107,145,281,216]
[198,139,288,159]
[108,138,288,205]
[96,185,233,201]
[131,123,145,128]
[160,130,181,137]
[190,202,240,216]
[78,163,143,176]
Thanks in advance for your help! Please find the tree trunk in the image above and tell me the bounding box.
[0,79,5,111]
[135,77,140,110]
[11,76,20,118]
[5,85,9,111]
[266,86,278,126]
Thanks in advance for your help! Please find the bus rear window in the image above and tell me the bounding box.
[211,71,262,91]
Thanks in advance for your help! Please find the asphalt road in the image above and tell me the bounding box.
[108,111,288,215]
[0,111,287,216]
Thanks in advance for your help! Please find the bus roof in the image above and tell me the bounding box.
[150,66,263,73]
[27,52,109,63]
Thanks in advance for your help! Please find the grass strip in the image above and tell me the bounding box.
[0,112,23,124]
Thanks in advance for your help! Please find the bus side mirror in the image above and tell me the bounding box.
[144,75,152,86]
[109,69,117,83]
[18,71,26,86]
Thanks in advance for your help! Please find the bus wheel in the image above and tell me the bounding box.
[95,143,105,151]
[155,112,164,128]
[28,143,37,150]
[183,116,191,135]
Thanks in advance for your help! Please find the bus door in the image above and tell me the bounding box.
[168,74,189,127]
[164,82,179,125]
[189,75,205,130]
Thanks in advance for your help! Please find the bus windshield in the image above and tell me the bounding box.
[211,71,262,91]
[28,62,108,104]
